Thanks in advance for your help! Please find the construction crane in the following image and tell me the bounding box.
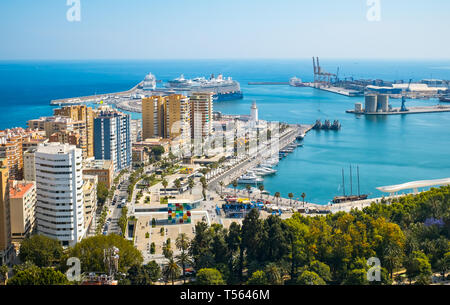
[401,79,412,112]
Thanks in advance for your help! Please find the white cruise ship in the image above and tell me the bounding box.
[143,73,157,90]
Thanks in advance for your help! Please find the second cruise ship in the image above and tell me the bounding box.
[166,74,244,102]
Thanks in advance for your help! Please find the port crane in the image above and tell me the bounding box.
[401,78,412,112]
[313,57,337,87]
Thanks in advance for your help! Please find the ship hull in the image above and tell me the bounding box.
[213,91,244,102]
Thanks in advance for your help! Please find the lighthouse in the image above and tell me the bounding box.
[250,101,258,123]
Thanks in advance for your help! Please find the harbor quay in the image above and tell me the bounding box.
[347,105,450,115]
[206,124,312,190]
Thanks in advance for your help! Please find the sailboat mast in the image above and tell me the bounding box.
[342,168,346,197]
[350,165,353,196]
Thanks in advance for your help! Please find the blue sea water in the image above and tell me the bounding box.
[1,59,450,204]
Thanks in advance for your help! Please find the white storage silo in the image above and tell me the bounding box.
[377,94,389,112]
[355,103,363,113]
[365,95,378,113]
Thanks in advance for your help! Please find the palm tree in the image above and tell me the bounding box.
[176,252,193,284]
[265,263,283,285]
[288,193,294,206]
[200,177,207,201]
[164,258,181,285]
[301,192,306,207]
[162,179,168,195]
[258,184,265,201]
[219,181,224,196]
[0,265,8,285]
[188,177,195,195]
[232,180,238,196]
[174,179,182,194]
[275,192,281,204]
[246,184,252,199]
[175,233,191,284]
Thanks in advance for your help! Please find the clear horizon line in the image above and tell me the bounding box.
[1,57,450,62]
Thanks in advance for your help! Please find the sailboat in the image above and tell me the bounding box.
[332,165,368,203]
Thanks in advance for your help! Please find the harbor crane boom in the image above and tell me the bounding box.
[401,78,412,112]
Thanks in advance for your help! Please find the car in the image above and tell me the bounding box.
[111,202,115,206]
[107,218,112,222]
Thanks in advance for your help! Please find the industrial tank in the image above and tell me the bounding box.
[377,94,389,112]
[365,95,377,113]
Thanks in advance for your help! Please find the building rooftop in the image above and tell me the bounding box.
[83,159,113,170]
[36,142,78,154]
[9,181,35,199]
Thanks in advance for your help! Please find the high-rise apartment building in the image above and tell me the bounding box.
[9,181,36,243]
[0,134,23,180]
[82,175,97,234]
[27,116,89,158]
[166,94,191,144]
[190,92,214,139]
[142,96,166,140]
[142,94,191,145]
[54,105,95,158]
[35,143,85,247]
[0,159,12,265]
[93,107,131,172]
[23,149,36,182]
[0,128,47,181]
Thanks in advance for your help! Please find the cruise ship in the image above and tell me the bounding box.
[142,73,157,91]
[165,74,244,102]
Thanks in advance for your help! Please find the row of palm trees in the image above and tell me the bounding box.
[161,233,192,285]
[228,181,307,206]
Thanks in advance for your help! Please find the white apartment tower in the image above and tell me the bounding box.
[35,143,85,247]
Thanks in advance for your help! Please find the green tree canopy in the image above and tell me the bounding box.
[69,234,143,273]
[97,182,109,205]
[247,270,268,285]
[296,271,326,285]
[19,235,64,267]
[196,268,225,285]
[8,265,69,285]
[124,261,161,285]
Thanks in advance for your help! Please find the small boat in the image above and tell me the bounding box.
[252,167,277,176]
[237,172,264,184]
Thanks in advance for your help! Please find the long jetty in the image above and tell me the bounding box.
[49,82,143,105]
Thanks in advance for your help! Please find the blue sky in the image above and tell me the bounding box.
[0,0,449,60]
